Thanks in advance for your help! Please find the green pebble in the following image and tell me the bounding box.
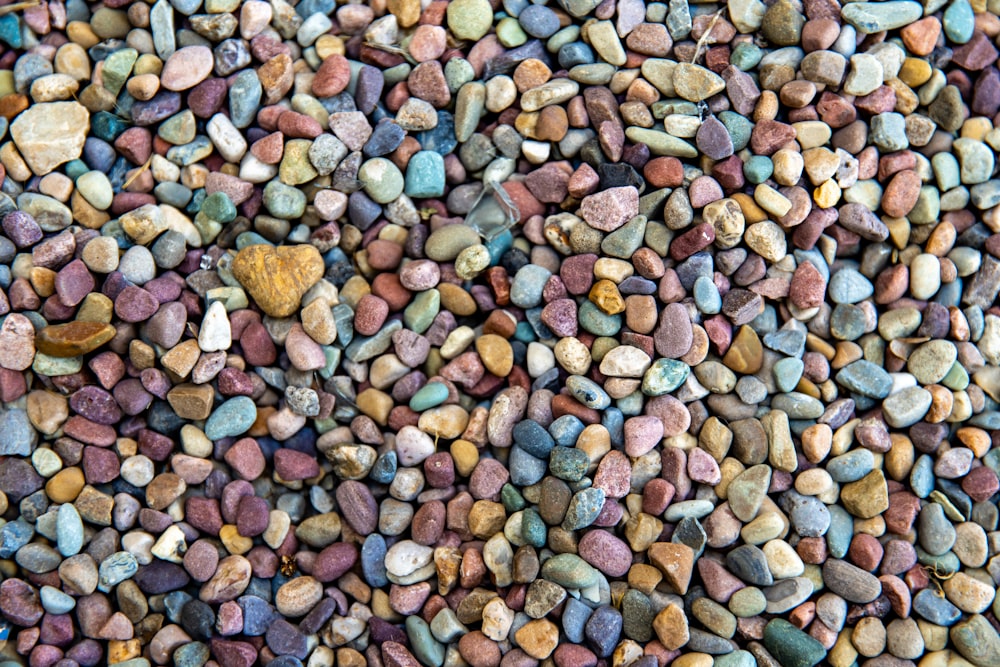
[556,488,604,528]
[621,590,654,642]
[730,42,762,70]
[205,286,249,312]
[625,127,697,158]
[642,358,689,396]
[360,157,404,204]
[201,191,237,222]
[496,16,528,46]
[729,587,767,617]
[577,301,622,336]
[951,614,1000,667]
[719,111,753,151]
[943,0,975,44]
[262,181,306,219]
[549,447,591,482]
[447,0,493,40]
[941,361,970,390]
[76,171,113,210]
[933,152,961,190]
[743,155,774,184]
[773,358,804,393]
[540,553,600,589]
[158,110,196,145]
[403,289,440,334]
[569,63,616,85]
[547,25,580,52]
[409,382,449,411]
[406,616,445,667]
[345,320,402,363]
[32,353,82,377]
[204,396,256,440]
[520,507,547,547]
[763,618,827,667]
[444,58,475,93]
[102,48,137,96]
[501,483,526,513]
[601,215,646,258]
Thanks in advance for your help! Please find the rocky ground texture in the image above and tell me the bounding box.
[0,0,999,666]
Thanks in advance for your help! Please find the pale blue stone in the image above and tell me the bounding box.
[566,375,611,409]
[204,396,257,440]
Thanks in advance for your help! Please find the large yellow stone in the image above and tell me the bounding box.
[840,470,889,519]
[230,244,325,318]
[34,321,116,357]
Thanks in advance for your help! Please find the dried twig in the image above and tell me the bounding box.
[0,0,41,16]
[691,9,725,64]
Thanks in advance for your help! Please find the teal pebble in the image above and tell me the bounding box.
[235,232,273,249]
[485,230,513,265]
[743,155,774,184]
[825,505,854,558]
[601,215,646,258]
[828,268,874,304]
[944,0,974,44]
[409,382,450,411]
[406,616,445,667]
[0,14,22,48]
[403,289,440,334]
[201,192,237,222]
[404,151,446,198]
[566,375,611,409]
[40,586,76,614]
[64,159,90,181]
[719,111,753,152]
[166,136,213,166]
[540,553,600,589]
[155,182,193,208]
[730,42,762,70]
[173,642,210,667]
[345,320,402,363]
[549,447,591,482]
[520,507,547,547]
[501,483,527,513]
[91,111,129,141]
[616,390,645,415]
[642,358,690,396]
[830,303,866,341]
[827,449,875,482]
[869,111,908,151]
[763,619,827,667]
[693,275,721,314]
[836,359,892,399]
[773,357,804,394]
[229,70,262,128]
[204,396,257,440]
[514,320,536,342]
[561,487,606,530]
[577,300,622,336]
[510,264,552,308]
[263,181,307,219]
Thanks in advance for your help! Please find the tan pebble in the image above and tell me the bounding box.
[46,467,85,503]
